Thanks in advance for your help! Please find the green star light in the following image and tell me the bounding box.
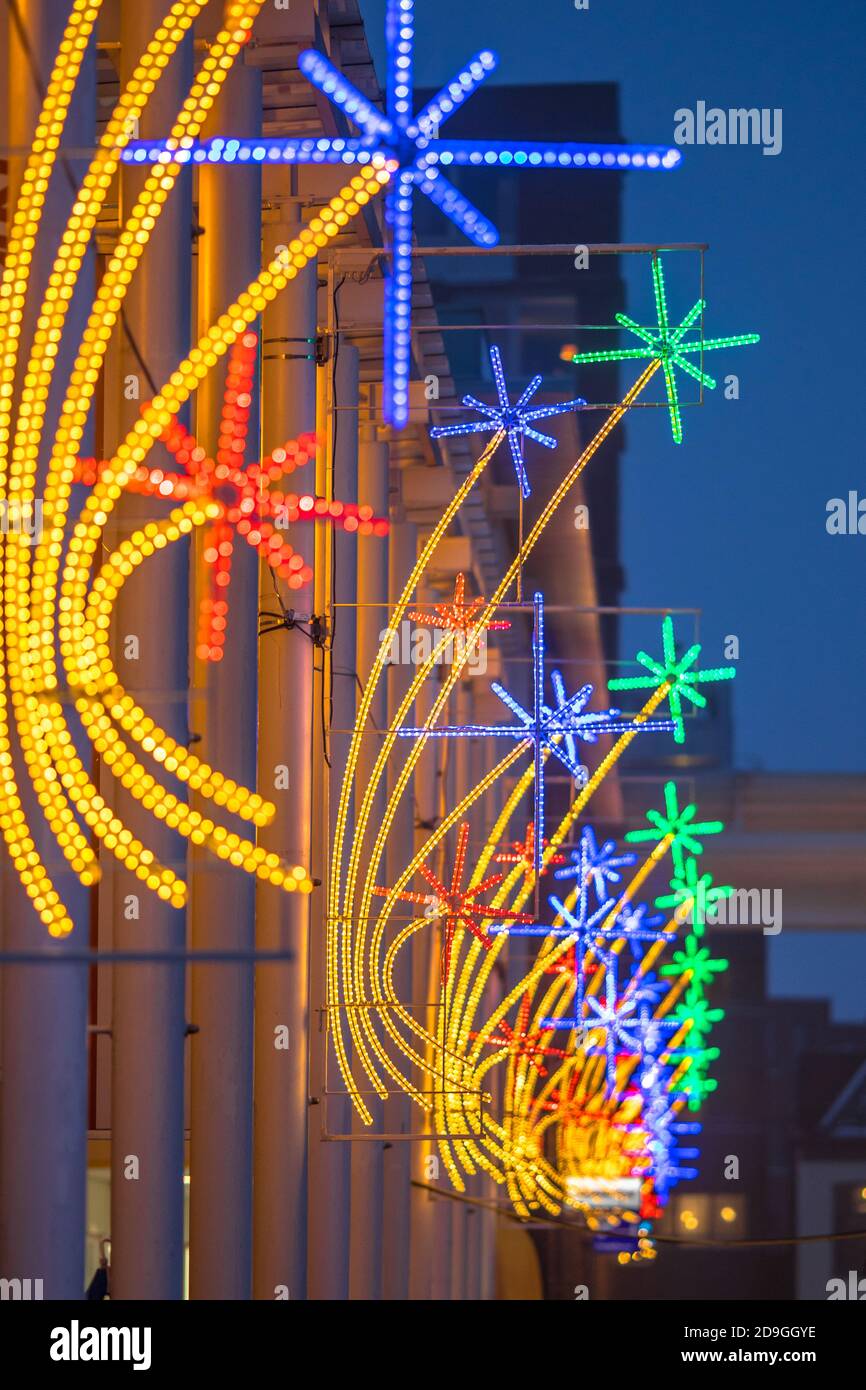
[567,254,759,442]
[626,781,725,878]
[672,994,724,1041]
[666,1042,721,1111]
[675,1066,719,1113]
[659,934,729,989]
[609,614,736,744]
[654,856,733,937]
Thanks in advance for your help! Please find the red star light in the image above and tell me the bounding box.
[408,572,511,635]
[472,991,571,1077]
[373,821,533,983]
[74,331,389,661]
[495,821,567,876]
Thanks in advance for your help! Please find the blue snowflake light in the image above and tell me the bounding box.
[397,594,674,875]
[577,975,681,1092]
[553,825,636,900]
[122,1,682,427]
[430,345,585,497]
[536,890,671,1025]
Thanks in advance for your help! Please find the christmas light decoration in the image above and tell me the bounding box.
[430,344,585,497]
[581,969,679,1091]
[553,825,636,900]
[666,1043,722,1112]
[408,571,511,634]
[122,1,681,427]
[625,780,725,878]
[566,254,759,442]
[495,821,566,876]
[323,240,751,1222]
[654,857,734,935]
[0,0,392,932]
[609,613,736,743]
[0,3,744,1232]
[672,992,725,1043]
[399,593,674,878]
[372,821,534,983]
[74,331,388,661]
[470,991,571,1077]
[330,362,671,1149]
[659,934,729,989]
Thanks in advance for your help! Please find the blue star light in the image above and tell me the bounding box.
[627,1052,703,1200]
[560,970,682,1093]
[625,971,672,1009]
[535,889,671,1025]
[430,345,585,497]
[122,1,682,428]
[489,883,615,1027]
[397,594,674,876]
[553,825,636,901]
[619,903,668,975]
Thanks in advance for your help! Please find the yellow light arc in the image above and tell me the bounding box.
[0,0,393,933]
[0,0,728,1223]
[334,352,726,1217]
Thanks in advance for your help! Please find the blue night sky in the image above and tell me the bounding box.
[365,0,866,776]
[363,1,866,1019]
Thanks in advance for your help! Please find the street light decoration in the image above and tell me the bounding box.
[407,571,511,635]
[0,0,742,1231]
[122,0,683,428]
[74,330,389,662]
[565,254,759,442]
[0,1,393,934]
[430,344,586,498]
[609,613,736,745]
[372,820,535,983]
[397,593,674,878]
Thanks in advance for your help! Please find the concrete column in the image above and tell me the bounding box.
[447,678,473,1300]
[105,1,193,1302]
[348,427,389,1299]
[252,213,317,1302]
[476,714,502,1301]
[307,346,358,1298]
[409,604,444,1300]
[188,57,261,1301]
[0,1,94,1301]
[382,499,416,1300]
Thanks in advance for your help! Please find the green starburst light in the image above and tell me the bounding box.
[609,615,736,744]
[567,255,759,442]
[655,857,733,937]
[660,934,729,988]
[626,781,725,878]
